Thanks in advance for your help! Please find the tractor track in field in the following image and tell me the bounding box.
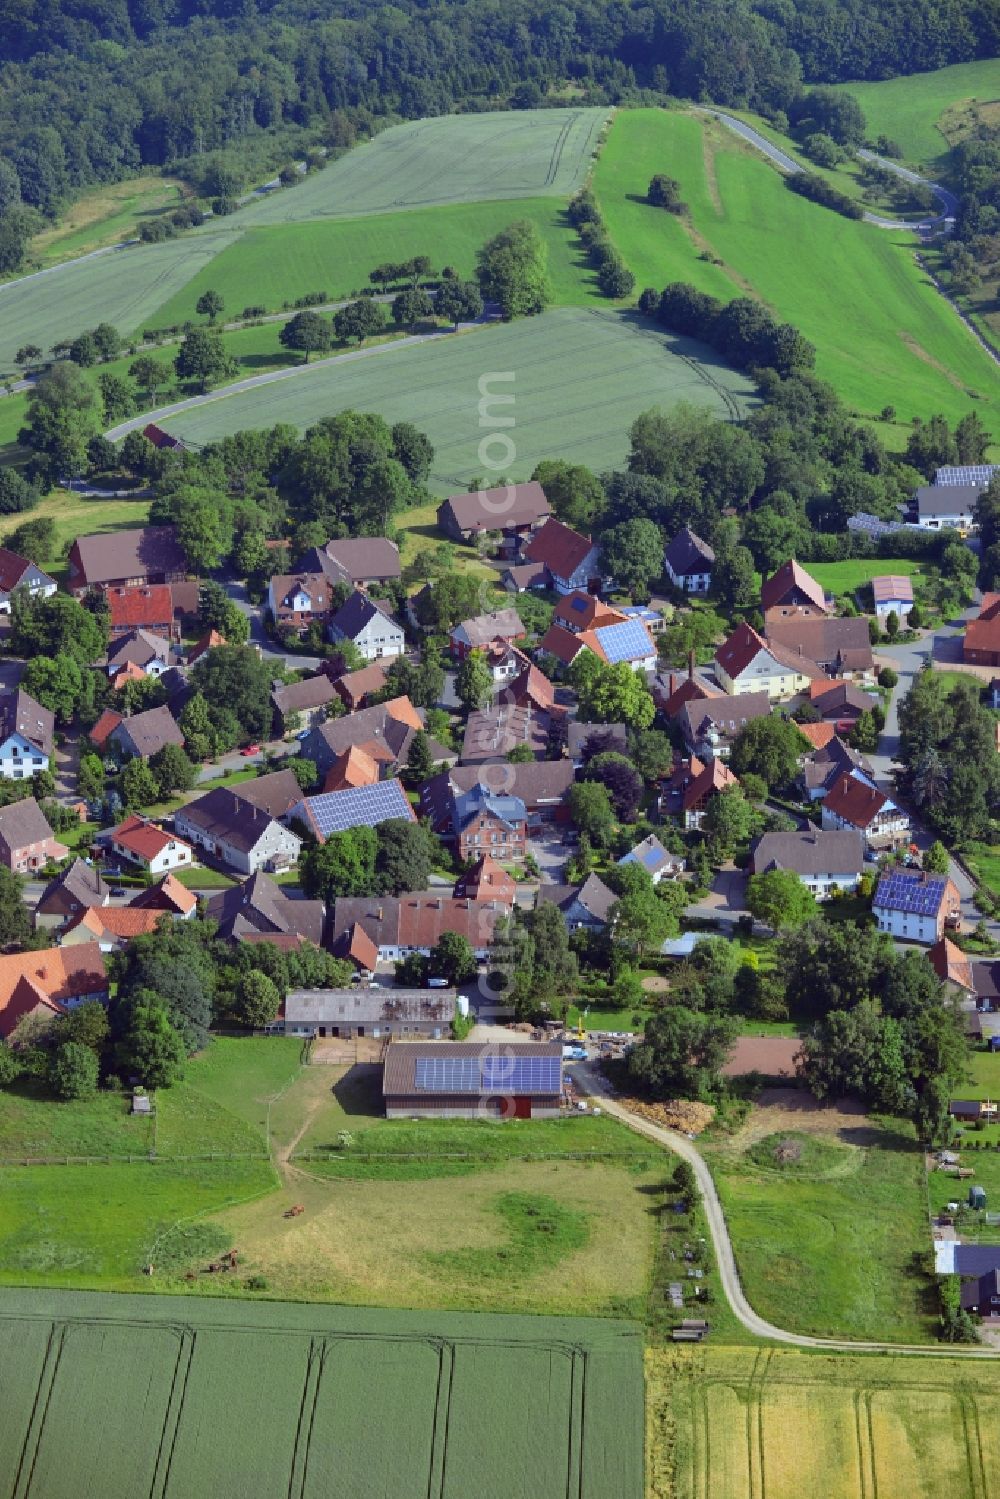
[577,1068,1000,1360]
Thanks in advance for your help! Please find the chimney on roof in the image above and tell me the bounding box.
[688,650,695,681]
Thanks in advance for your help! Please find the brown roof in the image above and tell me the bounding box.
[536,872,617,924]
[330,661,388,709]
[965,602,1000,657]
[655,671,720,718]
[421,760,574,830]
[0,547,36,592]
[506,663,557,713]
[270,572,334,615]
[169,580,201,622]
[177,787,296,856]
[0,688,54,757]
[331,921,379,971]
[187,629,225,664]
[0,942,107,1039]
[810,680,877,716]
[110,704,184,758]
[552,593,625,632]
[461,703,552,762]
[821,774,890,829]
[439,481,551,535]
[764,616,874,673]
[130,872,198,917]
[522,518,596,580]
[331,895,506,953]
[306,697,429,771]
[70,525,187,588]
[233,769,304,819]
[537,622,585,665]
[714,622,771,681]
[453,854,518,904]
[37,857,109,915]
[320,537,401,584]
[676,691,771,748]
[760,559,828,615]
[452,609,525,650]
[205,870,325,947]
[383,1039,562,1098]
[0,796,60,854]
[929,936,974,992]
[271,675,340,718]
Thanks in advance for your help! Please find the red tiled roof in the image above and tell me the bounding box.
[715,621,769,681]
[453,853,517,904]
[188,629,225,664]
[130,872,198,916]
[929,936,974,991]
[760,559,828,614]
[107,585,174,631]
[0,943,106,1039]
[90,709,123,748]
[523,518,595,580]
[322,746,381,793]
[821,774,889,829]
[111,814,189,863]
[507,663,556,713]
[0,547,32,592]
[65,906,168,941]
[682,756,736,810]
[537,623,585,665]
[552,592,625,632]
[796,721,836,750]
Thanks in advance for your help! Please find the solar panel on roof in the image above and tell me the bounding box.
[480,1055,561,1093]
[594,619,654,664]
[301,780,411,838]
[935,465,998,487]
[876,873,946,916]
[641,847,661,868]
[570,596,587,613]
[414,1056,480,1092]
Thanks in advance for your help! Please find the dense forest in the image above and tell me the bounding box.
[0,0,998,219]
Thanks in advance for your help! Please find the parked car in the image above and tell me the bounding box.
[562,1045,588,1061]
[241,743,262,757]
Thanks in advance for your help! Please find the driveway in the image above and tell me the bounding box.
[224,579,321,671]
[528,831,569,884]
[684,866,751,927]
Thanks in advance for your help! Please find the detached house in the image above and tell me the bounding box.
[35,858,109,931]
[911,485,978,532]
[536,873,617,931]
[205,870,326,948]
[964,594,1000,669]
[521,517,603,594]
[714,621,823,700]
[873,870,961,944]
[301,697,448,780]
[0,689,54,778]
[661,756,737,829]
[107,585,179,641]
[267,573,334,633]
[761,559,831,619]
[176,788,302,875]
[872,575,914,621]
[0,798,68,872]
[749,829,864,899]
[809,680,879,733]
[108,705,184,761]
[618,834,684,883]
[0,547,56,612]
[675,691,771,761]
[328,590,405,662]
[764,616,875,682]
[422,761,573,837]
[106,814,192,875]
[821,771,910,849]
[450,609,525,662]
[665,527,714,593]
[106,630,178,680]
[454,853,517,906]
[270,674,340,735]
[0,944,108,1040]
[452,782,527,862]
[538,616,657,673]
[290,779,415,844]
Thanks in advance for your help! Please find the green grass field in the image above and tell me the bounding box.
[0,1287,642,1499]
[593,109,1000,434]
[962,841,1000,897]
[649,1345,1000,1499]
[835,59,1000,172]
[28,176,189,268]
[702,1116,935,1343]
[157,306,756,490]
[150,197,602,326]
[805,557,926,595]
[238,108,609,226]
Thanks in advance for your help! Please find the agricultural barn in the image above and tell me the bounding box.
[437,481,551,546]
[382,1040,563,1119]
[68,525,188,595]
[282,988,456,1040]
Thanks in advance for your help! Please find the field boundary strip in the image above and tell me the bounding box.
[149,1324,196,1499]
[11,1322,65,1499]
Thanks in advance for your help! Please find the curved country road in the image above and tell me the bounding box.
[577,1069,1000,1359]
[707,110,955,233]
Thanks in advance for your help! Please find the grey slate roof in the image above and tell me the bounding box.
[329,589,397,641]
[285,988,454,1027]
[37,857,108,914]
[665,526,715,576]
[0,796,59,852]
[914,485,981,517]
[535,872,617,924]
[0,688,55,757]
[453,783,527,831]
[271,675,339,718]
[178,787,297,856]
[110,704,184,758]
[751,829,864,878]
[205,870,325,947]
[308,537,401,584]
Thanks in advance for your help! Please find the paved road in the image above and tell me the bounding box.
[577,1065,1000,1357]
[105,315,490,443]
[709,110,954,234]
[223,578,322,671]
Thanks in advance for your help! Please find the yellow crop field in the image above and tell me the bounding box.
[649,1346,1000,1499]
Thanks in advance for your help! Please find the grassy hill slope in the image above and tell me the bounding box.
[594,109,1000,436]
[835,58,1000,172]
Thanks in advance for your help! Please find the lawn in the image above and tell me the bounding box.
[180,1036,306,1139]
[237,108,609,226]
[0,487,151,569]
[702,1113,935,1343]
[0,1289,643,1499]
[961,841,1000,897]
[806,557,926,596]
[150,197,604,327]
[159,306,757,492]
[0,1080,154,1160]
[594,109,1000,435]
[27,175,189,268]
[648,1344,1000,1499]
[834,58,1000,173]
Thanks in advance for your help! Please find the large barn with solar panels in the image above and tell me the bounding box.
[383,1041,564,1119]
